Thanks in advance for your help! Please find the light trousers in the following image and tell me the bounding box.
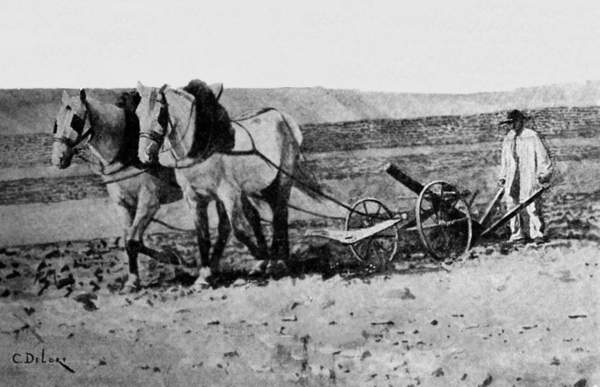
[506,196,545,240]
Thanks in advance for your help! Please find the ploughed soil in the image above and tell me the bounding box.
[1,118,599,385]
[0,202,598,386]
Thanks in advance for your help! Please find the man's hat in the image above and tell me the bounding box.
[500,109,530,125]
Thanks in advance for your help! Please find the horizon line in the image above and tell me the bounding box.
[1,79,600,97]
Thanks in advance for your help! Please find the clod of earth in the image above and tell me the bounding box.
[401,287,416,300]
[73,293,98,311]
[431,367,444,377]
[478,374,493,387]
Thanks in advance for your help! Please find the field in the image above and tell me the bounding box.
[0,100,599,386]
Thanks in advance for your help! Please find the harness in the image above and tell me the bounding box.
[138,88,199,161]
[141,104,377,218]
[54,100,151,184]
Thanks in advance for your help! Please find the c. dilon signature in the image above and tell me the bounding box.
[11,348,75,373]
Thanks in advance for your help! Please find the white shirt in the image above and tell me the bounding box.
[499,128,553,201]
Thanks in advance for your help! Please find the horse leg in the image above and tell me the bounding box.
[218,186,264,261]
[112,203,140,293]
[122,192,160,292]
[263,176,292,260]
[260,174,292,277]
[210,199,231,265]
[241,193,269,260]
[129,195,181,266]
[189,196,213,291]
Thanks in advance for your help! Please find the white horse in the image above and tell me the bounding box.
[51,89,183,292]
[136,80,321,286]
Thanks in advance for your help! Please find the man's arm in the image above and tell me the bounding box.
[534,133,553,184]
[498,137,509,185]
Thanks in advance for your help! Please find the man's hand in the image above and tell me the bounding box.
[537,173,550,184]
[537,173,551,188]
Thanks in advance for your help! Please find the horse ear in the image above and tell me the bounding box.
[80,89,87,103]
[61,90,70,104]
[209,83,223,101]
[159,84,168,93]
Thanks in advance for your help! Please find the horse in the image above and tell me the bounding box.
[51,89,184,292]
[135,80,322,286]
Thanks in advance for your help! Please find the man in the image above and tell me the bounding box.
[498,109,553,243]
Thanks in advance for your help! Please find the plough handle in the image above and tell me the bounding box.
[479,186,548,238]
[479,187,504,226]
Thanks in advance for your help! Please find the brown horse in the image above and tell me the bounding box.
[136,80,321,287]
[51,89,183,292]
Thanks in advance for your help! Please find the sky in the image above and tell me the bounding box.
[1,0,599,93]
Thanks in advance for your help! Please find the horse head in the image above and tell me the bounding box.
[136,82,170,164]
[136,80,226,165]
[51,89,92,169]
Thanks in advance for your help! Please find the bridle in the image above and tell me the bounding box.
[53,101,94,149]
[138,89,169,149]
[138,89,197,157]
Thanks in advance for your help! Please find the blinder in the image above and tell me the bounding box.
[70,113,86,134]
[53,104,92,149]
[158,106,169,129]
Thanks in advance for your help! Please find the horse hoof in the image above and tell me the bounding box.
[120,276,140,294]
[190,278,210,292]
[190,267,212,292]
[249,260,267,276]
[120,282,139,294]
[266,260,288,278]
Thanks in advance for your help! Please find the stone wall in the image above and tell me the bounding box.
[1,106,599,170]
[302,106,600,152]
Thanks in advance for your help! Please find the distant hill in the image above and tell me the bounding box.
[2,81,600,134]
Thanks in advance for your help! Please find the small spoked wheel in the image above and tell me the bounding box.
[416,181,473,261]
[345,197,399,264]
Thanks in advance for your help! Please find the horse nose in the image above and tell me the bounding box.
[139,146,152,164]
[140,142,159,164]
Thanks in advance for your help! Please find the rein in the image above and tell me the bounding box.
[141,104,379,220]
[154,92,200,157]
[57,101,152,184]
[74,151,149,184]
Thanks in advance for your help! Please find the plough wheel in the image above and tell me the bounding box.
[345,197,399,263]
[415,180,473,261]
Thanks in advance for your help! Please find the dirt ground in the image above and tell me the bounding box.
[0,224,598,387]
[0,164,599,387]
[1,116,599,386]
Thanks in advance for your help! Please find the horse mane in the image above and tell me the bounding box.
[114,90,142,166]
[182,79,234,157]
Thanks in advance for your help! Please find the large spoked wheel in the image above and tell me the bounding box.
[415,181,473,261]
[345,198,399,264]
